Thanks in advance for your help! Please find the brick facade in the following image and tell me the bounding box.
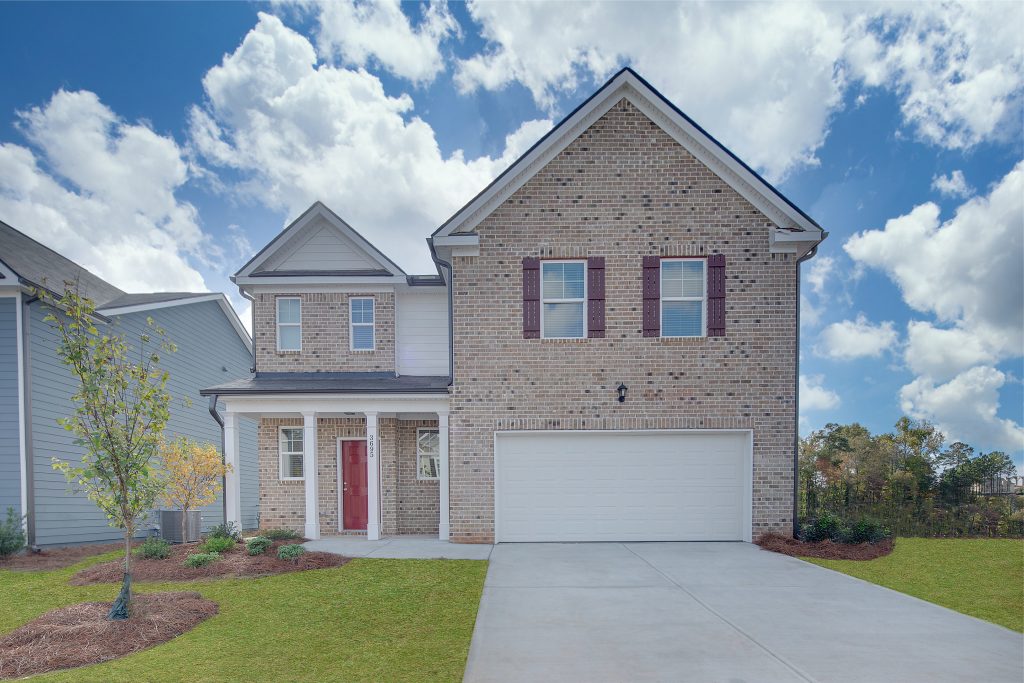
[447,98,797,542]
[253,291,395,373]
[257,416,439,535]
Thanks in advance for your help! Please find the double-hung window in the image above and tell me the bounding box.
[276,297,302,351]
[541,261,586,338]
[349,297,375,350]
[279,427,304,480]
[661,259,706,337]
[417,428,440,480]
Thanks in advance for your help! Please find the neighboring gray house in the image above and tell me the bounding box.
[0,220,258,547]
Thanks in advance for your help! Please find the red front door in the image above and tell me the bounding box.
[342,440,368,530]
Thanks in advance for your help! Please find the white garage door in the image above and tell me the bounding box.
[495,431,751,542]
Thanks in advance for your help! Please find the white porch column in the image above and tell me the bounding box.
[438,412,450,541]
[365,411,381,540]
[302,411,320,540]
[223,411,242,529]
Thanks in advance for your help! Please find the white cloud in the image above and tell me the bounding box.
[189,11,551,273]
[901,367,1024,453]
[801,293,822,329]
[816,314,898,360]
[454,2,1023,181]
[931,169,973,199]
[904,321,997,383]
[800,374,841,411]
[0,90,211,293]
[302,0,458,84]
[805,254,834,295]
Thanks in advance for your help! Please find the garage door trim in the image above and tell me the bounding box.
[494,429,754,543]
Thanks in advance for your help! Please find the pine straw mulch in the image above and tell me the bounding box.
[69,540,349,585]
[0,592,217,680]
[757,532,894,560]
[0,543,125,571]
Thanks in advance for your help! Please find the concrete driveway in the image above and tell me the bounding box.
[464,542,1023,683]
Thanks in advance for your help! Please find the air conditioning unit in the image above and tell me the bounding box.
[160,509,202,543]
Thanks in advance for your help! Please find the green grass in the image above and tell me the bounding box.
[1,553,488,682]
[805,537,1024,632]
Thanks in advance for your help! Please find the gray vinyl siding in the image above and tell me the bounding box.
[29,299,257,546]
[0,297,21,517]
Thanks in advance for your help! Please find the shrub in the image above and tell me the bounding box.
[135,536,172,560]
[277,544,306,561]
[0,507,26,558]
[260,528,300,541]
[200,536,236,554]
[246,536,272,556]
[184,552,219,568]
[207,521,241,541]
[839,517,892,544]
[800,511,844,543]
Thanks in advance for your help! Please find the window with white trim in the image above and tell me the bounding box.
[349,297,375,350]
[541,261,586,338]
[276,297,302,351]
[279,427,304,480]
[661,259,705,337]
[417,428,440,480]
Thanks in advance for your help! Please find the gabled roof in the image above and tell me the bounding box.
[432,68,825,249]
[234,202,407,284]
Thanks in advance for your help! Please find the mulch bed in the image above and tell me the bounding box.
[757,532,894,560]
[0,592,217,680]
[69,539,348,585]
[0,543,126,571]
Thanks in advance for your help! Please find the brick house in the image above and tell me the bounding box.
[202,68,825,544]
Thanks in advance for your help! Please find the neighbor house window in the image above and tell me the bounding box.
[541,261,586,338]
[417,428,440,480]
[276,297,302,351]
[661,259,705,337]
[279,427,304,480]
[349,297,375,350]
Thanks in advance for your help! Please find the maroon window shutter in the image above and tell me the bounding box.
[642,255,660,337]
[523,257,540,339]
[707,254,726,336]
[587,257,605,338]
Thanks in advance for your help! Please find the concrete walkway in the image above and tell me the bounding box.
[464,542,1024,683]
[304,534,493,560]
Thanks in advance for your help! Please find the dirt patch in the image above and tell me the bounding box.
[757,532,894,560]
[0,592,217,679]
[70,540,348,585]
[0,543,126,572]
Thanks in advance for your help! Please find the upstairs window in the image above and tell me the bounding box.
[279,427,304,480]
[541,261,586,338]
[417,428,440,480]
[350,297,375,350]
[661,259,705,337]
[276,297,302,351]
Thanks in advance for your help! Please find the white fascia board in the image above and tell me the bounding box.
[221,394,450,416]
[434,70,824,242]
[234,275,408,287]
[243,281,400,294]
[98,293,253,354]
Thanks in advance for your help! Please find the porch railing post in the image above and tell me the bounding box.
[365,412,381,540]
[302,410,320,540]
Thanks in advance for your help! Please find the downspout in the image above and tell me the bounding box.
[208,394,227,526]
[20,293,38,546]
[793,241,822,538]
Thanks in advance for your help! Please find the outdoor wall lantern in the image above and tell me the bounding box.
[617,383,628,403]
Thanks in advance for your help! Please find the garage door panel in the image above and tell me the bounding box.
[496,431,749,542]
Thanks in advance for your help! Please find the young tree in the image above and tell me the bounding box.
[160,437,230,543]
[44,284,174,620]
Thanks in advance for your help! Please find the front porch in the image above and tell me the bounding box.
[218,393,450,542]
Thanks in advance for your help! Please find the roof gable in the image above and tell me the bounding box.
[235,202,406,281]
[432,68,824,252]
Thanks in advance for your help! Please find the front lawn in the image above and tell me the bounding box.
[805,537,1023,632]
[1,552,487,681]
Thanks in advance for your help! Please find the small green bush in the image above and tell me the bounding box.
[800,512,892,544]
[135,536,171,560]
[0,507,26,558]
[800,511,844,543]
[201,536,236,554]
[184,552,219,568]
[261,528,300,541]
[207,521,241,541]
[246,536,272,556]
[840,517,892,544]
[277,544,306,561]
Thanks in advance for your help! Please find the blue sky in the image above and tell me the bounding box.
[0,1,1021,465]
